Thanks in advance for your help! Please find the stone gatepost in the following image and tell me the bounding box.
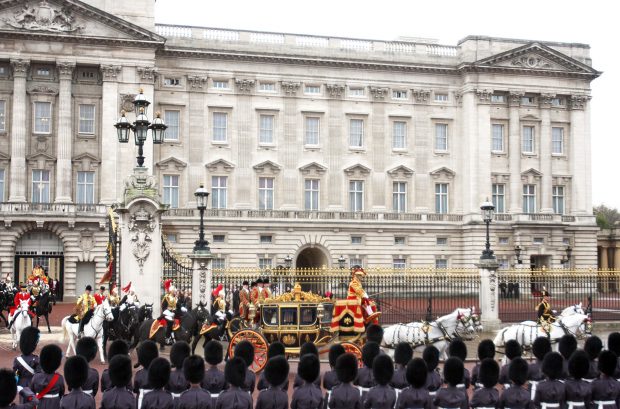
[116,167,167,317]
[190,253,214,310]
[478,258,501,331]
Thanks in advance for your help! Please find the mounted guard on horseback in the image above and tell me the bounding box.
[159,279,185,345]
[536,287,555,334]
[70,285,96,338]
[8,283,34,329]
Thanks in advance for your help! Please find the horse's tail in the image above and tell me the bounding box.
[61,316,69,342]
[493,327,507,347]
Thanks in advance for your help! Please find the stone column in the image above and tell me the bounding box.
[508,91,524,213]
[55,61,75,203]
[539,94,553,213]
[614,245,620,270]
[8,59,29,203]
[100,65,121,204]
[478,258,501,330]
[190,253,214,309]
[569,95,591,214]
[600,246,608,269]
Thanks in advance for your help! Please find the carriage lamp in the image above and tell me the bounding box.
[480,199,496,260]
[193,184,211,254]
[338,255,346,269]
[248,303,256,322]
[317,303,324,321]
[284,255,292,269]
[114,90,167,168]
[514,245,523,264]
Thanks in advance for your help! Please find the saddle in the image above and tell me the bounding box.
[149,318,180,339]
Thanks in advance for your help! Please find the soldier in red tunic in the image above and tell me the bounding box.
[94,285,107,305]
[8,283,34,328]
[330,266,379,334]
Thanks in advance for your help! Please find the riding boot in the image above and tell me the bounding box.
[78,320,85,338]
[165,322,173,345]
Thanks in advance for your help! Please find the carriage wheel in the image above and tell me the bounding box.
[227,317,247,340]
[340,341,363,368]
[228,329,269,373]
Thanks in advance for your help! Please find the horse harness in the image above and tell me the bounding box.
[391,314,472,347]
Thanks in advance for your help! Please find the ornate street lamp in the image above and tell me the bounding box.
[114,89,167,168]
[193,184,210,253]
[338,255,346,269]
[514,245,523,264]
[480,199,496,260]
[284,255,292,270]
[562,245,573,267]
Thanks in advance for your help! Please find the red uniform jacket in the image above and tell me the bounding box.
[11,291,32,315]
[94,292,107,305]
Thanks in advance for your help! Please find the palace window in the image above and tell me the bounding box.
[164,110,180,141]
[304,179,320,211]
[522,126,535,154]
[392,90,408,100]
[213,235,226,243]
[393,258,406,269]
[349,119,364,148]
[162,175,179,209]
[258,82,275,92]
[260,235,272,244]
[34,102,52,134]
[304,117,320,145]
[491,124,505,152]
[258,177,274,210]
[435,93,449,102]
[212,257,226,269]
[76,171,95,204]
[349,180,364,212]
[0,100,5,132]
[259,257,273,270]
[553,185,565,214]
[492,183,506,213]
[351,236,363,245]
[78,104,96,135]
[259,114,274,144]
[349,87,365,97]
[394,236,406,245]
[435,258,448,269]
[552,127,564,154]
[392,121,406,149]
[523,184,536,213]
[212,112,227,142]
[349,257,363,268]
[0,169,4,201]
[434,123,448,151]
[435,183,449,214]
[163,77,181,86]
[32,170,50,203]
[212,80,229,89]
[491,94,505,103]
[304,85,321,94]
[393,182,407,213]
[211,176,227,209]
[437,237,448,245]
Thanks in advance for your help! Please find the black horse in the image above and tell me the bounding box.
[190,311,234,354]
[32,291,53,333]
[103,303,152,358]
[0,284,17,327]
[132,303,210,351]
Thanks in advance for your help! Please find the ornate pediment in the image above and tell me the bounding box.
[0,0,164,46]
[253,160,281,175]
[299,162,327,176]
[155,157,187,171]
[26,151,56,169]
[468,43,600,78]
[387,165,414,178]
[205,159,235,173]
[343,164,371,177]
[71,152,100,171]
[429,167,456,180]
[521,168,543,183]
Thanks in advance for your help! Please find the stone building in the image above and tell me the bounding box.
[0,0,600,299]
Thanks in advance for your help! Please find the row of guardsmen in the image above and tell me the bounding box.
[5,326,620,409]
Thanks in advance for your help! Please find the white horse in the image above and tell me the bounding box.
[493,311,591,350]
[10,299,32,350]
[62,299,114,363]
[382,307,480,358]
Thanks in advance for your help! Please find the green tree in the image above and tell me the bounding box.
[594,205,620,229]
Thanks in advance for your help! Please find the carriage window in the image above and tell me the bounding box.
[281,307,297,326]
[262,307,278,326]
[300,307,316,325]
[321,303,334,323]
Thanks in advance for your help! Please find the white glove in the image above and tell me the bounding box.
[365,305,373,316]
[215,311,226,321]
[362,292,369,299]
[181,307,187,313]
[120,304,127,311]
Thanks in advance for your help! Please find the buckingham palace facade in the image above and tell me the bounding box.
[0,0,600,297]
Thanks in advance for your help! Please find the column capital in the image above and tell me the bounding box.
[56,61,75,79]
[508,90,525,107]
[569,94,591,110]
[540,93,556,108]
[412,89,431,103]
[136,66,157,83]
[475,89,493,104]
[10,59,30,78]
[100,65,121,82]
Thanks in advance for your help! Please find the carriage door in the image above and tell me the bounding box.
[76,262,96,298]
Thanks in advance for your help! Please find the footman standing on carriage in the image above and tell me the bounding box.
[161,279,180,345]
[330,266,378,335]
[8,283,35,329]
[239,281,250,321]
[74,285,96,338]
[250,279,262,324]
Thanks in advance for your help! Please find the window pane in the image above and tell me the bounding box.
[492,124,504,151]
[0,100,7,132]
[304,179,319,210]
[163,175,179,208]
[78,104,95,134]
[34,102,51,133]
[76,171,95,204]
[259,115,274,144]
[492,184,505,213]
[522,126,534,153]
[259,177,274,210]
[435,183,448,214]
[522,184,536,213]
[0,168,4,201]
[305,117,320,145]
[349,119,363,147]
[392,182,406,213]
[349,180,363,211]
[164,110,180,141]
[32,170,50,203]
[552,127,564,154]
[393,121,406,149]
[435,124,448,151]
[553,185,565,214]
[213,112,227,142]
[211,176,227,209]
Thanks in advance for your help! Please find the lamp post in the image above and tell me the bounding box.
[114,89,167,168]
[562,245,573,268]
[338,255,346,269]
[514,245,523,265]
[193,184,210,254]
[284,255,292,270]
[480,199,496,260]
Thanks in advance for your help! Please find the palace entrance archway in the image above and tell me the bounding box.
[295,246,329,269]
[14,230,64,300]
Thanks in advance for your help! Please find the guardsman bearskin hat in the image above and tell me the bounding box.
[242,280,249,286]
[598,350,618,377]
[234,340,255,368]
[109,355,133,388]
[448,339,467,362]
[585,336,603,360]
[137,340,159,369]
[148,357,171,389]
[328,344,346,368]
[0,368,18,407]
[508,357,529,386]
[85,285,92,291]
[608,332,620,356]
[40,344,63,374]
[64,355,89,389]
[423,345,440,371]
[477,339,495,360]
[479,358,500,388]
[170,341,191,369]
[443,357,464,387]
[204,340,224,366]
[559,335,577,360]
[394,342,414,366]
[568,350,590,380]
[300,342,319,357]
[19,326,40,356]
[336,353,358,384]
[250,281,257,288]
[263,277,270,284]
[505,340,523,360]
[406,358,428,388]
[299,353,320,383]
[183,355,205,385]
[267,341,286,359]
[225,357,247,388]
[372,354,394,386]
[532,337,552,361]
[366,324,384,345]
[542,352,564,380]
[107,339,129,361]
[100,286,106,291]
[265,355,289,387]
[362,342,381,369]
[256,278,263,284]
[76,336,98,363]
